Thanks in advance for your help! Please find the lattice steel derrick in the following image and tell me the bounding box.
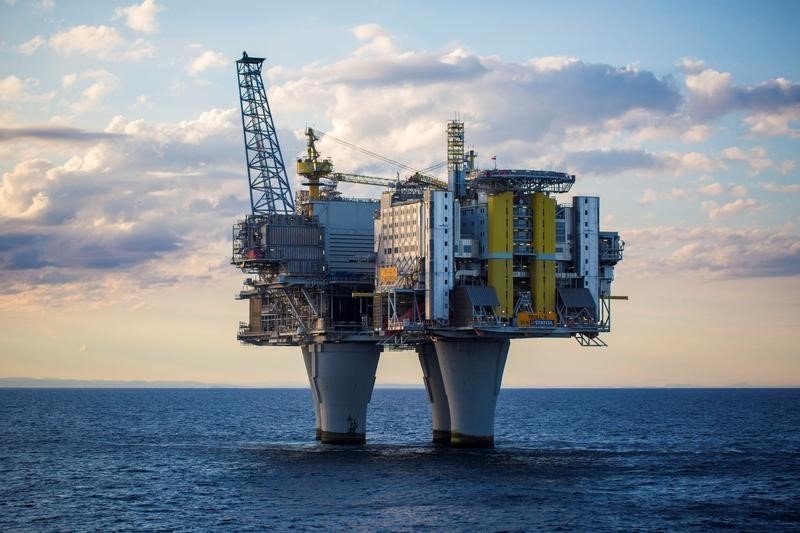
[447,120,464,172]
[236,52,295,215]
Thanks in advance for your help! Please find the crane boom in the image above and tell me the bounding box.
[236,52,295,215]
[330,172,400,188]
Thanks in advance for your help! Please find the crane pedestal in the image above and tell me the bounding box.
[434,338,509,448]
[302,342,381,444]
[417,343,451,444]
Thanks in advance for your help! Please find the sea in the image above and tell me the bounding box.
[1,388,798,531]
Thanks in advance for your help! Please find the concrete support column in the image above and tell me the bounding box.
[304,342,381,444]
[434,338,510,448]
[417,343,451,444]
[300,345,322,440]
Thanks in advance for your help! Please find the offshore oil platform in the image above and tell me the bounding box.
[231,52,625,447]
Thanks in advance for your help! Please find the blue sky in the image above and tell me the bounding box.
[1,0,798,386]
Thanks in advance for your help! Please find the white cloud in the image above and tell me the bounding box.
[701,198,761,220]
[62,73,77,88]
[779,160,796,174]
[527,56,579,71]
[758,181,800,193]
[699,182,747,197]
[699,182,725,195]
[721,146,773,176]
[678,57,706,74]
[35,0,54,11]
[638,187,686,206]
[0,75,55,103]
[49,25,155,61]
[16,35,45,55]
[352,24,395,56]
[105,107,238,144]
[0,158,52,218]
[69,70,120,114]
[743,106,800,138]
[621,225,800,279]
[112,0,163,34]
[186,49,227,76]
[686,68,733,97]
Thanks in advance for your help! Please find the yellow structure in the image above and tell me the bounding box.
[296,128,333,213]
[487,191,513,317]
[531,192,556,314]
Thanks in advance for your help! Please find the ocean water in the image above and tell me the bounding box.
[1,388,798,531]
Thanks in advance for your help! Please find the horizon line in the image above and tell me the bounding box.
[1,377,798,389]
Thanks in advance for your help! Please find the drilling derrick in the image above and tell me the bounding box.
[233,52,381,445]
[231,54,626,448]
[236,52,294,215]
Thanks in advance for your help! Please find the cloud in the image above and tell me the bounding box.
[0,105,251,309]
[569,148,662,175]
[186,49,227,76]
[0,75,55,103]
[112,0,163,34]
[565,147,721,177]
[779,160,796,174]
[758,181,800,193]
[683,65,800,136]
[621,225,800,279]
[720,146,773,176]
[68,70,120,114]
[49,25,155,61]
[0,159,52,218]
[352,24,395,56]
[701,198,761,220]
[105,107,238,144]
[16,35,45,55]
[637,187,686,206]
[743,106,800,138]
[678,57,706,75]
[0,125,121,143]
[527,56,580,71]
[698,181,748,197]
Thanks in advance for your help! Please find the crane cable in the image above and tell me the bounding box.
[313,128,445,178]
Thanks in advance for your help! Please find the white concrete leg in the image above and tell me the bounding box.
[307,342,381,444]
[301,344,322,440]
[434,338,510,447]
[417,343,451,444]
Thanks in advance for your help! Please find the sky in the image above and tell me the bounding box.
[1,0,799,387]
